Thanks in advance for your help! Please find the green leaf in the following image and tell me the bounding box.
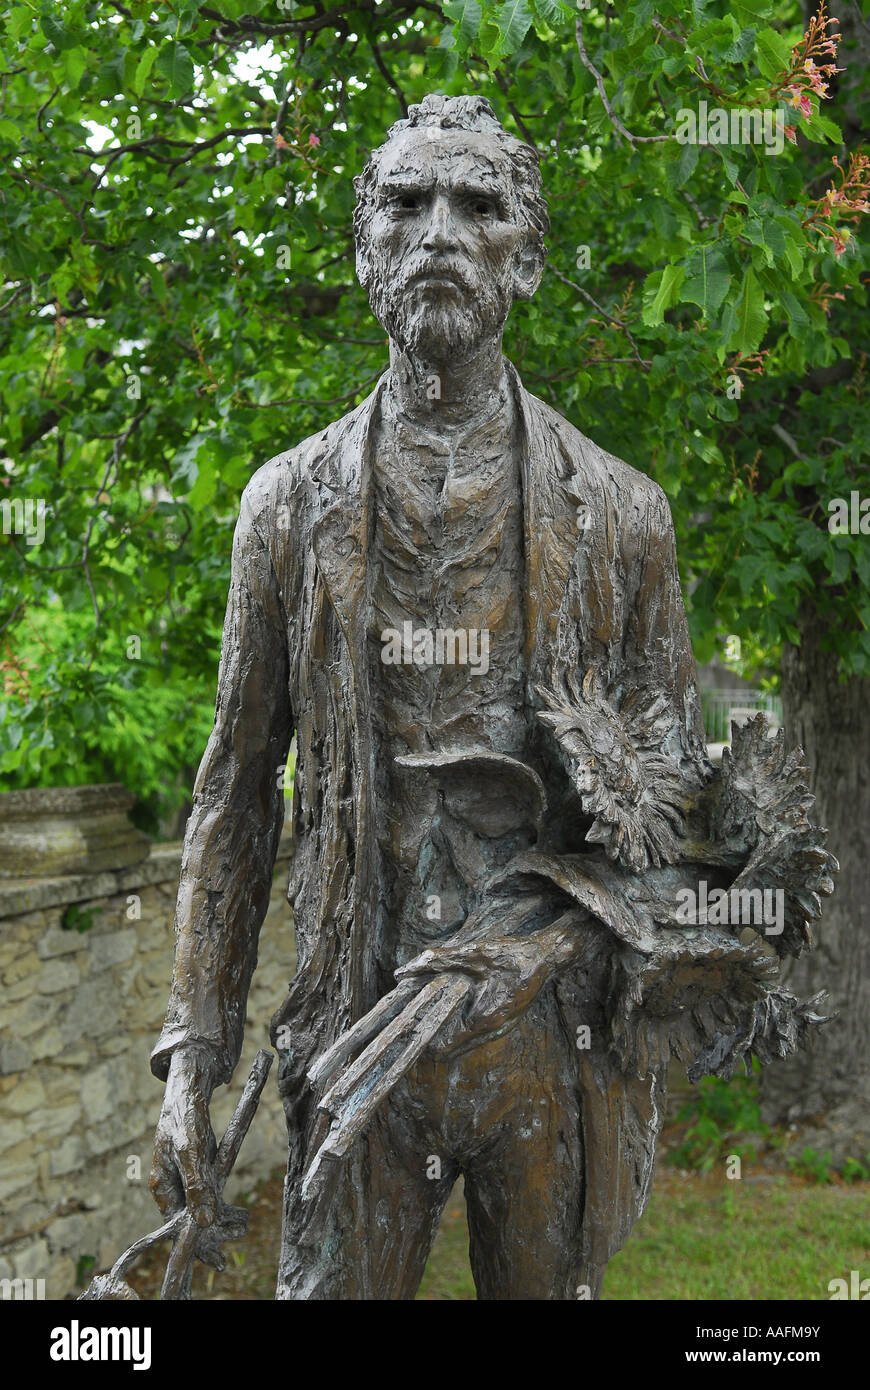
[188,451,217,511]
[0,119,20,143]
[155,41,195,98]
[132,46,158,98]
[442,0,482,53]
[680,245,732,317]
[674,140,699,187]
[734,552,768,596]
[642,265,686,326]
[531,0,570,24]
[722,26,756,63]
[491,0,534,58]
[779,289,809,335]
[63,46,88,88]
[723,267,767,354]
[731,0,775,21]
[779,223,806,279]
[813,113,843,142]
[7,6,33,41]
[144,259,167,305]
[41,13,83,51]
[755,27,792,82]
[743,215,786,268]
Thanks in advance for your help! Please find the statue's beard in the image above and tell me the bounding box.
[367,259,511,363]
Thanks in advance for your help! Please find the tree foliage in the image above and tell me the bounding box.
[0,0,867,828]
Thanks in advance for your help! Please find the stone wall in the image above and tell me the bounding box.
[0,831,296,1299]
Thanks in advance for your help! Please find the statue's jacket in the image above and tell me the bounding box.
[152,361,819,1273]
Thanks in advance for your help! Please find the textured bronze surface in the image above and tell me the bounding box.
[148,95,836,1301]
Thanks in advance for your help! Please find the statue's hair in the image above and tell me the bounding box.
[353,94,549,266]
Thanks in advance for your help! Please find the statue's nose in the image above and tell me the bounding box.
[422,195,458,251]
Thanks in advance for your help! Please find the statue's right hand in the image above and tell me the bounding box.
[150,1043,219,1229]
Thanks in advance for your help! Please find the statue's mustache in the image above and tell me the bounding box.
[397,261,478,297]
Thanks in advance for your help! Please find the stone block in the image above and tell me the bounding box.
[47,1212,86,1251]
[0,1039,32,1074]
[53,1043,92,1068]
[81,1059,130,1123]
[0,1118,26,1154]
[1,993,56,1039]
[140,956,172,989]
[29,1027,64,1062]
[0,941,32,970]
[46,1256,77,1301]
[60,980,119,1045]
[1,950,40,986]
[37,925,88,959]
[26,1100,82,1140]
[0,1163,32,1201]
[86,1121,129,1157]
[3,1074,45,1115]
[11,1240,49,1280]
[37,957,81,994]
[49,1134,83,1177]
[88,929,137,971]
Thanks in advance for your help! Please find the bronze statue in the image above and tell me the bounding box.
[149,95,836,1301]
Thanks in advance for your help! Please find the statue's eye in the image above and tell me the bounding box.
[397,194,420,211]
[472,199,494,216]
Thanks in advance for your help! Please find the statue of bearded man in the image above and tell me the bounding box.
[150,94,835,1301]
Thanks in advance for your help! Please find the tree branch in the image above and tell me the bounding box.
[547,262,649,368]
[369,36,408,117]
[576,18,674,147]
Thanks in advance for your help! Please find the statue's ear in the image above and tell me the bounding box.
[513,238,544,301]
[355,234,372,291]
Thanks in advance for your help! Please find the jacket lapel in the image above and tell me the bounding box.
[310,376,388,1017]
[509,364,588,689]
[310,377,387,641]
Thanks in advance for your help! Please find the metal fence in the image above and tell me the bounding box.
[701,688,783,744]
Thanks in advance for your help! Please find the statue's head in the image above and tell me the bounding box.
[353,94,549,363]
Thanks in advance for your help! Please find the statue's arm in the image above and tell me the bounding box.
[150,476,293,1088]
[537,475,711,872]
[631,480,710,777]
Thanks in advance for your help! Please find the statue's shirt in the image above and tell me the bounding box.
[367,381,535,965]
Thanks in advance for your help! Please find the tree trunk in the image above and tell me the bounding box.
[759,606,870,1164]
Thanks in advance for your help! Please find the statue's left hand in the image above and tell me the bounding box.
[394,913,584,1058]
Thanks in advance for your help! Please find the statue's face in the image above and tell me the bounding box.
[358,127,538,362]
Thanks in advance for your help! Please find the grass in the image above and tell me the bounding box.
[119,1166,870,1301]
[415,1169,870,1301]
[117,1127,870,1301]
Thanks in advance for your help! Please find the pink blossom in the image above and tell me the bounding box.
[308,133,320,147]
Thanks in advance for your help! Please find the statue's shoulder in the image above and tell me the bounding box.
[238,387,380,532]
[521,383,672,533]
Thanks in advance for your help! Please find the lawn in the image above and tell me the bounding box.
[120,1162,870,1301]
[416,1168,870,1301]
